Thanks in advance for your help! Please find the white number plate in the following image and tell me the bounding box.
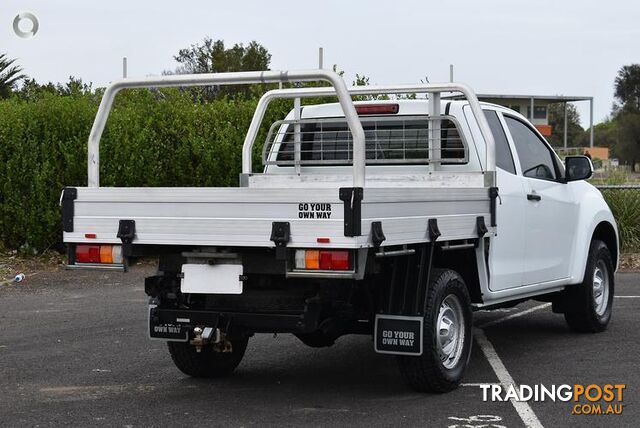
[180,264,243,294]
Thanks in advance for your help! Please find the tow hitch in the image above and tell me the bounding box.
[190,326,233,353]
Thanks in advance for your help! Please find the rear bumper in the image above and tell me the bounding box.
[149,306,320,337]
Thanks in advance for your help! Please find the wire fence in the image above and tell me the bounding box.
[596,185,640,252]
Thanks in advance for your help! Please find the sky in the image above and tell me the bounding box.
[2,0,639,128]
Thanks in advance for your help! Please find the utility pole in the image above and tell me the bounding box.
[319,47,324,69]
[449,64,454,82]
[122,57,128,78]
[563,102,568,150]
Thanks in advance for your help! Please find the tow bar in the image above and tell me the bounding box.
[190,327,232,353]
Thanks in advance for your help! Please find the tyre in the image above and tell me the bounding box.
[564,240,614,333]
[168,337,249,378]
[397,269,473,393]
[295,331,335,348]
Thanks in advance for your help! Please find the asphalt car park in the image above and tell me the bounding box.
[1,266,638,427]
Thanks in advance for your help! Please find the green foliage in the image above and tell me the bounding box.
[600,188,640,251]
[0,88,290,252]
[576,64,640,166]
[547,103,583,147]
[170,37,272,100]
[351,73,387,101]
[351,72,411,101]
[614,64,640,113]
[592,168,630,186]
[7,58,640,254]
[615,112,640,167]
[608,64,640,167]
[0,93,95,252]
[0,53,26,98]
[15,76,93,101]
[579,119,618,153]
[174,38,271,75]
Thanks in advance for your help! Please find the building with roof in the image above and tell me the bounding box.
[447,93,594,149]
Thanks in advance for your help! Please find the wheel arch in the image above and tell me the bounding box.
[592,221,618,271]
[569,214,619,284]
[566,184,619,284]
[434,245,482,304]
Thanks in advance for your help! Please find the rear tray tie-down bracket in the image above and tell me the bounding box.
[270,222,290,260]
[61,187,77,233]
[476,216,488,237]
[371,221,386,248]
[418,218,440,315]
[117,219,136,258]
[339,187,363,237]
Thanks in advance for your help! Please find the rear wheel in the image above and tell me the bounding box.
[564,240,614,333]
[168,337,249,378]
[295,331,335,348]
[397,269,473,393]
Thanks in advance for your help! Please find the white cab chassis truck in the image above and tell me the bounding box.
[62,70,618,392]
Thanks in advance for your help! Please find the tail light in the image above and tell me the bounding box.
[295,249,351,271]
[75,244,123,264]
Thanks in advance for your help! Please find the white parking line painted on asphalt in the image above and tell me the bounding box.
[461,382,500,387]
[477,303,551,329]
[615,295,640,298]
[448,414,507,428]
[474,329,544,428]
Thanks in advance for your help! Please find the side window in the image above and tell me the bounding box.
[484,110,515,174]
[504,116,557,180]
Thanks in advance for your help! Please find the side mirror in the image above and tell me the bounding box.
[564,156,593,182]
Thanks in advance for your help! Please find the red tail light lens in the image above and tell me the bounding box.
[295,249,351,271]
[75,245,123,264]
[75,245,101,263]
[326,250,350,270]
[319,251,333,270]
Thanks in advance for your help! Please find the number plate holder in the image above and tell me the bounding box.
[181,263,243,294]
[148,306,189,341]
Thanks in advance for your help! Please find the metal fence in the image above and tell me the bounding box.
[596,185,640,252]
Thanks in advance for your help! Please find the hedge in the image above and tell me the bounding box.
[0,89,290,252]
[1,90,638,253]
[599,188,640,252]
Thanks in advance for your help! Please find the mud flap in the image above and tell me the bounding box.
[148,305,189,342]
[374,314,423,356]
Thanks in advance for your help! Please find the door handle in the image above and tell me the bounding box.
[527,193,541,201]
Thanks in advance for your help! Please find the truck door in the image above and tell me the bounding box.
[502,115,577,285]
[483,110,527,291]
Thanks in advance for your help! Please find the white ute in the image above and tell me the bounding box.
[62,70,618,392]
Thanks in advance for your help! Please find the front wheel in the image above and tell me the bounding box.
[168,337,249,378]
[563,240,614,333]
[397,269,473,393]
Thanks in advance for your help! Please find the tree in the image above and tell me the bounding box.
[614,64,640,112]
[611,64,640,168]
[616,113,640,168]
[546,102,583,147]
[15,76,93,101]
[351,73,391,101]
[578,119,618,153]
[171,37,271,99]
[56,76,93,97]
[0,53,26,98]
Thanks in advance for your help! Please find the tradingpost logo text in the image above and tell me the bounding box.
[480,383,626,416]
